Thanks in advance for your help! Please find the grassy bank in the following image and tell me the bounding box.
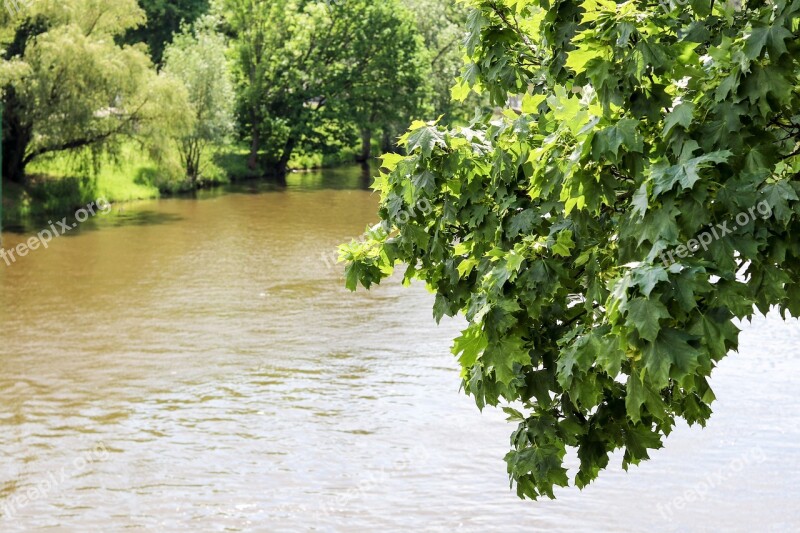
[6,148,161,223]
[2,144,363,226]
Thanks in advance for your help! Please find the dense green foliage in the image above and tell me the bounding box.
[343,0,800,498]
[123,0,210,64]
[344,4,431,163]
[220,0,432,176]
[2,0,471,209]
[404,0,484,122]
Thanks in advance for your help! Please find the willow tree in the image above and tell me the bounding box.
[0,0,190,183]
[343,0,800,498]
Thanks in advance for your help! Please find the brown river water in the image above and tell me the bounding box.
[1,166,799,531]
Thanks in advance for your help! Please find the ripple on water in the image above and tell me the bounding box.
[1,179,799,531]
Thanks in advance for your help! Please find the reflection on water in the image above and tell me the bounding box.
[1,166,799,531]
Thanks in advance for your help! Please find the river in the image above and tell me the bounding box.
[1,166,798,531]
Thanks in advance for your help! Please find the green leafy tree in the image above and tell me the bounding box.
[163,15,235,184]
[220,0,431,177]
[343,0,800,499]
[339,4,431,163]
[124,0,210,64]
[0,0,191,183]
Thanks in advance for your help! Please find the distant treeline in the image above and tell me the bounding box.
[0,0,482,192]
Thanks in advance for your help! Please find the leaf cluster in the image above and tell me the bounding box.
[343,0,800,498]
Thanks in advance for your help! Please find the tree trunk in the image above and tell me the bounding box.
[247,125,260,171]
[1,138,28,184]
[381,128,394,154]
[274,136,297,185]
[1,100,32,184]
[356,128,372,163]
[360,163,372,189]
[183,140,198,186]
[187,157,197,187]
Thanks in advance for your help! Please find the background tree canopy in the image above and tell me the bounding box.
[1,0,477,196]
[343,0,800,499]
[123,0,210,65]
[219,0,433,177]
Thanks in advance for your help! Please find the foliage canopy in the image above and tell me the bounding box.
[343,0,800,498]
[1,0,473,187]
[123,0,210,64]
[219,0,432,175]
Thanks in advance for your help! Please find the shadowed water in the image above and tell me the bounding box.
[1,166,798,531]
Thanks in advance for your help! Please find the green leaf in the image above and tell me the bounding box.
[380,152,406,171]
[633,200,680,245]
[451,78,471,102]
[508,209,539,238]
[632,266,670,298]
[642,329,701,388]
[506,251,525,273]
[556,335,593,389]
[622,423,663,467]
[625,373,647,424]
[565,47,597,74]
[651,151,732,196]
[625,298,671,342]
[482,336,531,385]
[406,125,446,158]
[762,181,797,224]
[412,170,437,193]
[552,230,575,257]
[452,325,488,370]
[594,118,643,158]
[662,102,694,137]
[457,257,479,278]
[689,310,740,361]
[744,24,793,60]
[631,183,649,219]
[522,93,546,113]
[594,333,626,378]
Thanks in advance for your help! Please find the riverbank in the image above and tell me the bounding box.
[1,144,363,227]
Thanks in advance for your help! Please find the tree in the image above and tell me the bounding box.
[0,0,191,183]
[403,0,478,122]
[220,0,431,178]
[217,0,294,173]
[163,15,235,184]
[124,0,211,64]
[338,4,431,164]
[343,0,800,499]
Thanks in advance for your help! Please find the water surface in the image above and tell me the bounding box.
[1,166,798,531]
